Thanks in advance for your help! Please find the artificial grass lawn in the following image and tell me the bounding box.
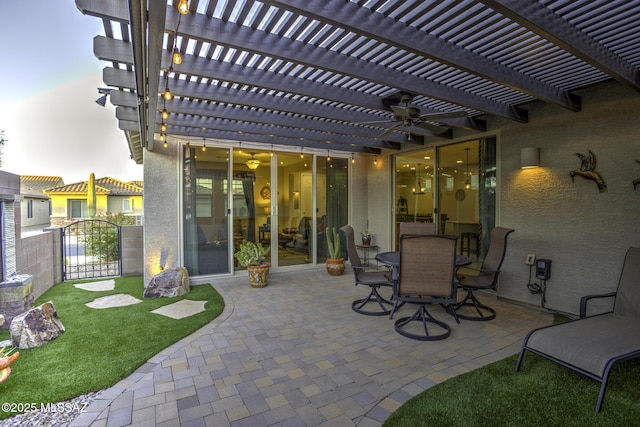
[383,346,640,427]
[0,276,224,419]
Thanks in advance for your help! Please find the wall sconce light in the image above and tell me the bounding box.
[521,147,541,169]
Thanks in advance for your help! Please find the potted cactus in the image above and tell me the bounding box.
[234,240,271,287]
[325,227,345,276]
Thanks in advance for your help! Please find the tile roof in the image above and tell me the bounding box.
[44,177,143,196]
[20,175,65,196]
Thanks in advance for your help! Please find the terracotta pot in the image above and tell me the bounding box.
[325,258,345,276]
[247,264,270,287]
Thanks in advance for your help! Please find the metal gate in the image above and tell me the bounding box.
[62,220,122,280]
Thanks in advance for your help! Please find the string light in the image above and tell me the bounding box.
[172,48,182,65]
[327,150,331,162]
[177,0,189,14]
[270,145,274,157]
[160,122,167,132]
[202,138,206,152]
[374,155,378,165]
[300,147,304,158]
[161,108,169,120]
[163,84,173,101]
[351,153,355,164]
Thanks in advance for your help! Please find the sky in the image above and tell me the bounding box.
[0,0,144,185]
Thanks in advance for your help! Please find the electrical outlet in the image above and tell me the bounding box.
[525,254,536,265]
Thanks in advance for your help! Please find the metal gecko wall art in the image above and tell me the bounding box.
[569,150,607,193]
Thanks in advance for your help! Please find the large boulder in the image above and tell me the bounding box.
[144,267,190,298]
[10,301,65,349]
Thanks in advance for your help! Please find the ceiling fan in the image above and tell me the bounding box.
[366,93,468,139]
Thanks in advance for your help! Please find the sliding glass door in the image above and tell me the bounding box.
[184,145,349,276]
[393,138,496,258]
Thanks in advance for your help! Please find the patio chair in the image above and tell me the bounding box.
[340,225,394,316]
[393,234,459,341]
[453,227,514,321]
[399,222,436,235]
[516,247,640,413]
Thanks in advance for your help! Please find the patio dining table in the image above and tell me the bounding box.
[376,251,471,280]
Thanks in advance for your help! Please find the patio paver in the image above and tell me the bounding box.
[69,268,552,426]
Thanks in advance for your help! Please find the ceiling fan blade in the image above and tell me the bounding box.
[390,105,420,118]
[417,111,468,121]
[355,119,396,125]
[415,121,449,134]
[379,124,402,138]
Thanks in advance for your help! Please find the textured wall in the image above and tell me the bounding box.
[15,232,55,300]
[495,82,640,315]
[143,145,181,284]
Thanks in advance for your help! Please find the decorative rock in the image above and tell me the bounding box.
[10,301,65,349]
[144,267,190,298]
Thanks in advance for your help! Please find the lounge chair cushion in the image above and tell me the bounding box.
[526,313,640,377]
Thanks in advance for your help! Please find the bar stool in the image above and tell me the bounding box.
[460,232,480,257]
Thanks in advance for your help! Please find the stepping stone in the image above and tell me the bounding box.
[75,280,116,292]
[151,300,207,319]
[86,294,142,309]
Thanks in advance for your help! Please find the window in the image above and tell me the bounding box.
[27,199,33,218]
[122,198,133,213]
[69,200,87,219]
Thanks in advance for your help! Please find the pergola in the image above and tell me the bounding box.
[76,0,640,162]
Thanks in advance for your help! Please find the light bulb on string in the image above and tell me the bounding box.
[172,48,182,65]
[177,0,189,14]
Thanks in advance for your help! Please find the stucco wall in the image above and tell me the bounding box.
[15,232,56,300]
[143,145,181,284]
[20,197,51,229]
[493,82,640,315]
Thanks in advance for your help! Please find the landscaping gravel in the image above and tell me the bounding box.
[0,392,98,427]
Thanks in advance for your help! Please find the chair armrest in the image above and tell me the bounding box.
[456,267,499,279]
[579,292,616,318]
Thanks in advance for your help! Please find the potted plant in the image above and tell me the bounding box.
[234,240,271,287]
[361,230,371,246]
[325,227,345,276]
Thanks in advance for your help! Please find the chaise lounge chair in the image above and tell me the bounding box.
[515,247,640,413]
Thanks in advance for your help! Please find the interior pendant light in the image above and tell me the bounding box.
[464,148,471,190]
[246,153,260,170]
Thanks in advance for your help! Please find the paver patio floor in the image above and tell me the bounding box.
[70,267,552,427]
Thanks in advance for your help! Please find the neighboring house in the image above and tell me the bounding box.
[19,175,64,233]
[45,176,143,227]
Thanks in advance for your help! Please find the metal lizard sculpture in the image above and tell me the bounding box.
[569,150,607,193]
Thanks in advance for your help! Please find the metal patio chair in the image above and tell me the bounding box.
[340,225,394,316]
[453,227,514,321]
[393,234,459,341]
